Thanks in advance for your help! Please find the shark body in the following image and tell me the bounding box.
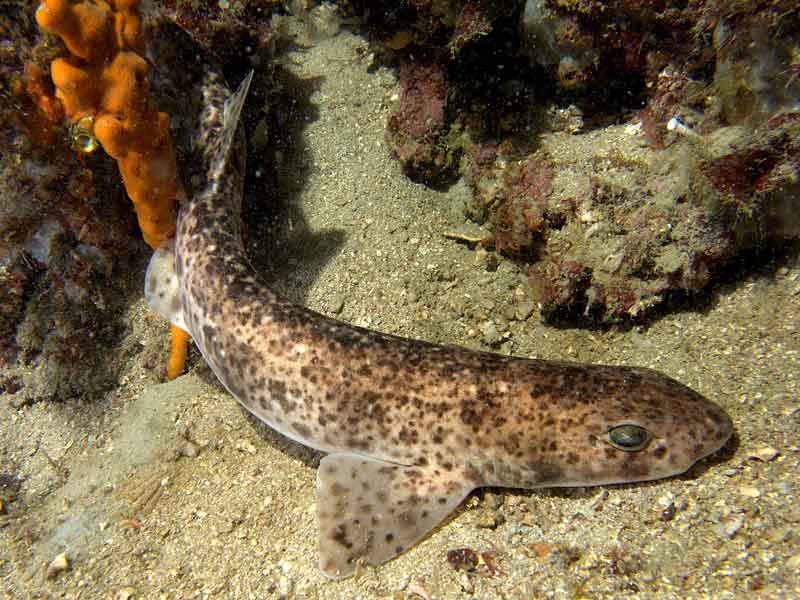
[145,71,732,580]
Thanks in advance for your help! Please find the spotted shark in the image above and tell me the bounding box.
[145,70,733,580]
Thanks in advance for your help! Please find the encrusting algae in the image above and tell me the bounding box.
[35,0,188,378]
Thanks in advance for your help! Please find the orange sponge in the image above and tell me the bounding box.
[36,0,188,377]
[36,0,181,249]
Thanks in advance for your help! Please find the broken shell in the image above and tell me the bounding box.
[739,486,762,498]
[748,447,779,462]
[116,587,136,600]
[443,230,491,246]
[45,552,69,579]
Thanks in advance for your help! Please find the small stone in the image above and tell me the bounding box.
[659,502,677,521]
[9,394,32,409]
[46,552,69,579]
[502,304,517,322]
[459,572,474,593]
[479,320,501,346]
[178,440,200,458]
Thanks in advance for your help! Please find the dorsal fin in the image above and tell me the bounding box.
[215,70,253,167]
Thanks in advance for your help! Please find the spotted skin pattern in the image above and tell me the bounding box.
[145,71,733,580]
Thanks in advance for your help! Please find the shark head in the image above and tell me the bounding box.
[524,365,733,488]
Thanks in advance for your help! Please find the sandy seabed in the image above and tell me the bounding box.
[2,27,799,600]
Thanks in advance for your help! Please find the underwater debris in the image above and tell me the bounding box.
[447,547,479,571]
[67,114,99,154]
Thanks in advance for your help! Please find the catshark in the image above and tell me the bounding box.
[145,71,733,580]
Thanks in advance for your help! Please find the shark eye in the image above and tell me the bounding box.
[607,424,651,452]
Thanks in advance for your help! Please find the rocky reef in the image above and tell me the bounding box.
[372,0,800,322]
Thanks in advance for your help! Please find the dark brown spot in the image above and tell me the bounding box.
[292,422,311,439]
[329,482,347,496]
[331,524,353,549]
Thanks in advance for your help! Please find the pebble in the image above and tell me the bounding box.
[659,502,677,521]
[178,440,200,458]
[9,395,31,409]
[46,552,69,579]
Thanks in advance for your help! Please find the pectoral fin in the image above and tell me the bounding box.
[316,453,474,580]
